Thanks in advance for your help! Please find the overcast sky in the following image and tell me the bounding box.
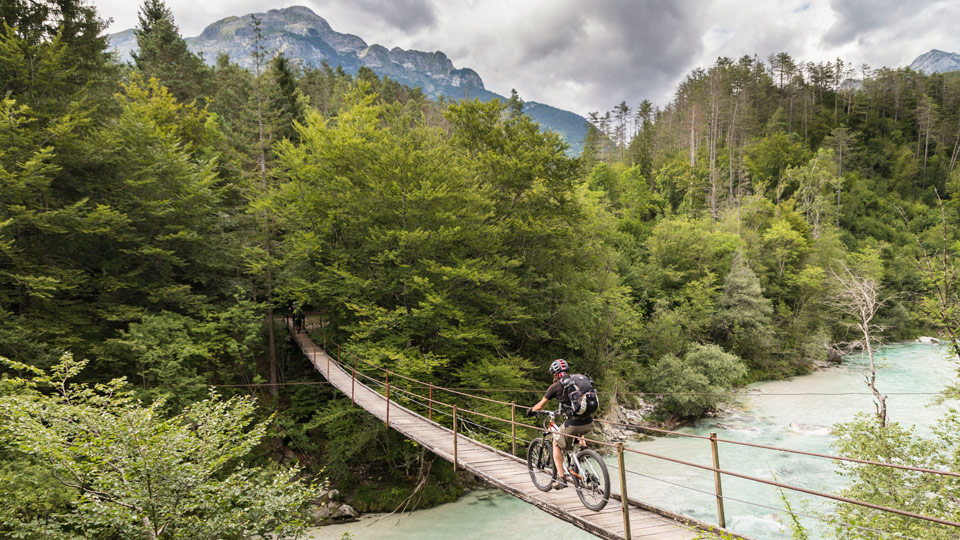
[91,0,960,116]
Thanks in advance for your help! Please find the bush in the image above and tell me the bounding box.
[642,344,747,418]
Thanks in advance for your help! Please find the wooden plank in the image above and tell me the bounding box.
[643,529,699,540]
[487,473,533,483]
[467,458,516,468]
[470,463,526,471]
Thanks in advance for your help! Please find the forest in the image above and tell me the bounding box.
[2,0,960,538]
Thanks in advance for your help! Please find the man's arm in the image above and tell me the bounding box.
[530,397,549,413]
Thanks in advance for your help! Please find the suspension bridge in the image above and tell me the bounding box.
[289,320,960,540]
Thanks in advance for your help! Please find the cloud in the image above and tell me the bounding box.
[91,0,960,116]
[447,0,710,115]
[823,0,937,47]
[350,0,437,33]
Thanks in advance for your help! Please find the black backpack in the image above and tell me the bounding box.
[560,374,599,417]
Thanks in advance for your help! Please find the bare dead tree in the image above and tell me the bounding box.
[829,261,888,426]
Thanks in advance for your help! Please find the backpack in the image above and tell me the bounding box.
[560,374,599,417]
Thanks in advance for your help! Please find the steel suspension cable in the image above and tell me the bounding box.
[618,445,960,528]
[363,381,535,447]
[592,418,960,477]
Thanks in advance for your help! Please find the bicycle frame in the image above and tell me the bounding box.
[537,410,586,481]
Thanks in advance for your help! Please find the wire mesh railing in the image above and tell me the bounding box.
[289,320,960,539]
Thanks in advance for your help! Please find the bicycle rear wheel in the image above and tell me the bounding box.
[527,438,556,492]
[573,448,609,511]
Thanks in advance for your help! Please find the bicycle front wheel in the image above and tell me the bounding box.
[527,438,556,492]
[573,448,610,511]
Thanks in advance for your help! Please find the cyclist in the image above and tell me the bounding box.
[526,358,593,489]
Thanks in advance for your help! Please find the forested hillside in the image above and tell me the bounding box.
[2,1,960,538]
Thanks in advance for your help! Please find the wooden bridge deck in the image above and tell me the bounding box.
[292,326,732,539]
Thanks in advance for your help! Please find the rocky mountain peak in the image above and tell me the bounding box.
[107,4,587,153]
[909,49,960,74]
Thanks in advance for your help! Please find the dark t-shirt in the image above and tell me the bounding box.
[544,380,593,427]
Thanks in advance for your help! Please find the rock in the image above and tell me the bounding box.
[918,336,941,344]
[332,504,359,520]
[307,504,332,523]
[313,488,340,505]
[307,501,360,525]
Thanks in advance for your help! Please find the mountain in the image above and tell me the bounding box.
[108,6,587,154]
[909,49,960,74]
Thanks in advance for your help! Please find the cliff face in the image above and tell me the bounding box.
[108,5,587,154]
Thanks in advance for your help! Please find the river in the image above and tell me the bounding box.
[309,342,955,540]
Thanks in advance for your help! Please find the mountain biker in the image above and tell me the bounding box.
[526,358,593,489]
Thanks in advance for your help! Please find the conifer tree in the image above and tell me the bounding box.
[133,0,209,103]
[266,52,305,142]
[1,0,114,115]
[712,252,775,368]
[506,88,524,117]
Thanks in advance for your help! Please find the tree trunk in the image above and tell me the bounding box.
[252,18,277,397]
[922,110,931,188]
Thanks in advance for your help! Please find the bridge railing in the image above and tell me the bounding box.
[301,329,960,540]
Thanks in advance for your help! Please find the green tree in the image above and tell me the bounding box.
[0,355,318,540]
[642,344,746,418]
[132,0,210,103]
[266,52,306,143]
[1,0,115,108]
[712,252,775,368]
[832,414,960,540]
[0,76,239,373]
[745,132,809,202]
[506,88,524,117]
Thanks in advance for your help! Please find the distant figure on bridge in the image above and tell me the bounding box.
[291,302,305,334]
[527,359,599,489]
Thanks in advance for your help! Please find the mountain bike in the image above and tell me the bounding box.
[527,410,610,511]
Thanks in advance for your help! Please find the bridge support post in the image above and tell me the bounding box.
[429,385,434,421]
[385,369,390,428]
[710,432,726,528]
[510,402,517,456]
[617,442,631,540]
[453,405,459,471]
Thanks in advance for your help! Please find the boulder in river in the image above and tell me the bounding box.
[917,336,941,344]
[307,491,359,525]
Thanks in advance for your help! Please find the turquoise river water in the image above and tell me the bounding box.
[309,343,955,540]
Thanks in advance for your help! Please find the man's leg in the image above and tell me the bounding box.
[552,439,564,477]
[551,433,569,488]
